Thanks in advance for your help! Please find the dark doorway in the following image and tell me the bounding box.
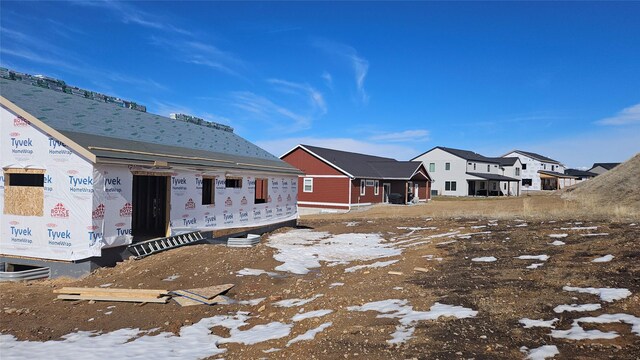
[132,175,169,241]
[468,181,476,196]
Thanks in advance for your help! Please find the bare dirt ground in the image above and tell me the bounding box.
[1,195,639,359]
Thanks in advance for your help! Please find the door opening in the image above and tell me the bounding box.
[383,183,391,203]
[132,175,169,241]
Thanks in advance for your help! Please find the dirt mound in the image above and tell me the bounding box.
[564,153,640,214]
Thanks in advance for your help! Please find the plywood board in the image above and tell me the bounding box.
[4,186,43,216]
[57,294,170,303]
[172,294,227,307]
[173,284,234,300]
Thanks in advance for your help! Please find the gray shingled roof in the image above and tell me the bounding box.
[509,150,561,164]
[413,146,502,164]
[466,172,519,181]
[1,79,299,173]
[590,162,620,170]
[296,144,428,180]
[564,169,597,177]
[538,170,576,178]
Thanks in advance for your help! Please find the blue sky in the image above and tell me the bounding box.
[1,1,639,168]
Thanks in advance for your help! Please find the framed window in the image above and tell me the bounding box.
[451,181,457,191]
[551,165,555,171]
[365,179,374,186]
[445,162,451,171]
[225,177,242,188]
[360,179,366,195]
[429,163,435,172]
[374,180,379,195]
[4,169,45,216]
[543,164,546,170]
[303,177,313,192]
[522,179,532,186]
[473,163,476,170]
[202,178,215,205]
[515,168,520,176]
[445,181,451,191]
[480,182,486,190]
[254,178,268,204]
[487,164,490,172]
[522,164,527,170]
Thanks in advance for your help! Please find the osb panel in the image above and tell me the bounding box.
[4,186,44,216]
[3,168,46,174]
[130,170,172,177]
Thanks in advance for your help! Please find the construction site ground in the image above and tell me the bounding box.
[1,194,639,359]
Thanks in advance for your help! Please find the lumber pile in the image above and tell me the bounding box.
[55,287,170,303]
[170,284,235,306]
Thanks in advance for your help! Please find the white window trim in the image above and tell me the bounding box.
[360,179,366,196]
[303,177,313,193]
[374,180,379,195]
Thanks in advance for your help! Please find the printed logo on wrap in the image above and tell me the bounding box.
[291,178,298,190]
[287,194,292,203]
[104,173,124,199]
[276,205,283,217]
[267,194,272,203]
[215,177,225,195]
[277,194,283,203]
[9,131,35,161]
[48,137,72,162]
[67,169,94,199]
[87,225,102,247]
[47,223,72,248]
[282,178,289,191]
[225,197,233,207]
[271,178,279,193]
[119,203,132,217]
[239,208,249,223]
[265,206,273,218]
[182,213,196,227]
[171,176,187,196]
[286,204,294,215]
[50,203,70,218]
[92,204,105,220]
[223,210,234,225]
[8,220,34,245]
[0,174,4,192]
[195,175,203,193]
[43,174,53,194]
[13,116,30,127]
[114,222,131,237]
[185,198,196,210]
[247,178,255,191]
[252,207,262,220]
[240,196,248,206]
[204,211,216,227]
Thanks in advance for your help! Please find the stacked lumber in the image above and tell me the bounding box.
[170,284,235,307]
[55,287,170,303]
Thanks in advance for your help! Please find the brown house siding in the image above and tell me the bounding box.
[350,179,383,205]
[297,177,350,208]
[282,148,344,176]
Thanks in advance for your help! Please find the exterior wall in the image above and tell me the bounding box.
[504,152,564,191]
[350,178,384,206]
[1,106,97,261]
[413,148,468,196]
[297,176,351,209]
[589,166,608,175]
[282,148,344,176]
[465,161,501,174]
[499,159,522,196]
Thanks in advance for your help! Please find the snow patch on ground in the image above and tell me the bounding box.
[329,282,344,288]
[515,223,529,227]
[238,298,266,306]
[527,263,545,269]
[560,226,598,230]
[524,345,560,359]
[548,234,568,238]
[472,256,497,262]
[563,286,631,302]
[345,222,359,227]
[592,255,614,263]
[292,310,333,322]
[286,322,332,346]
[161,275,180,282]
[550,313,640,340]
[422,255,443,261]
[235,268,279,277]
[553,304,601,313]
[0,312,290,359]
[347,299,477,344]
[274,294,324,308]
[549,240,565,246]
[519,318,559,328]
[267,230,401,275]
[580,233,609,237]
[344,260,399,273]
[516,255,550,261]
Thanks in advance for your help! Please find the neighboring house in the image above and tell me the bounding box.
[411,146,521,197]
[588,162,620,175]
[1,77,301,276]
[564,169,598,183]
[281,144,431,210]
[502,150,569,191]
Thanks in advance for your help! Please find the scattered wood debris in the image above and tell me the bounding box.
[55,287,170,303]
[388,271,404,276]
[414,267,429,273]
[170,284,235,307]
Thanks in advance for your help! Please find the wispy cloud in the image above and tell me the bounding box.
[267,78,327,114]
[68,0,191,35]
[256,136,423,160]
[322,71,333,89]
[230,91,312,132]
[370,129,430,142]
[314,39,369,104]
[596,103,640,125]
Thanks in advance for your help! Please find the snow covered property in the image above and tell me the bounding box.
[0,76,301,276]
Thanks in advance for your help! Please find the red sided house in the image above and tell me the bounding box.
[281,144,432,210]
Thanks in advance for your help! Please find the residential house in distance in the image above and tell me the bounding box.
[588,162,621,175]
[502,150,575,191]
[564,169,598,183]
[1,75,301,277]
[411,146,521,197]
[281,144,431,211]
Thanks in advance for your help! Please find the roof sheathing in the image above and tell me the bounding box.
[0,79,284,164]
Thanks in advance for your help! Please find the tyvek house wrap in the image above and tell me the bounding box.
[1,105,102,261]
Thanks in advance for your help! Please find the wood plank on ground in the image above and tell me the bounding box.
[57,294,170,303]
[414,267,429,273]
[54,287,168,296]
[172,294,228,307]
[172,284,234,300]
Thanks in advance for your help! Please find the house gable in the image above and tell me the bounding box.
[281,146,348,177]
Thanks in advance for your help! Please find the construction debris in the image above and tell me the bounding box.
[227,234,261,247]
[414,267,429,273]
[170,284,235,307]
[387,271,404,276]
[55,287,170,303]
